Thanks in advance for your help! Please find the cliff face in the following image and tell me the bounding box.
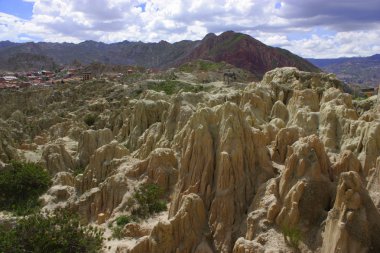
[2,66,380,253]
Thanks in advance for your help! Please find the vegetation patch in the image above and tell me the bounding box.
[130,183,167,218]
[179,60,226,72]
[72,166,85,176]
[282,225,302,249]
[84,113,98,126]
[147,80,210,95]
[0,209,103,253]
[110,184,167,239]
[0,161,51,215]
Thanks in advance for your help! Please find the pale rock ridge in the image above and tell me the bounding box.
[321,171,380,253]
[367,157,380,209]
[123,194,211,253]
[286,89,320,136]
[270,100,289,123]
[169,102,274,253]
[127,148,178,192]
[78,128,114,167]
[39,143,76,175]
[77,172,130,223]
[123,99,170,152]
[80,140,129,193]
[240,85,273,126]
[235,135,334,252]
[287,89,320,119]
[332,150,363,180]
[49,121,86,141]
[275,135,333,228]
[40,172,76,211]
[355,122,380,175]
[262,67,342,91]
[319,88,358,153]
[134,122,164,159]
[271,126,304,164]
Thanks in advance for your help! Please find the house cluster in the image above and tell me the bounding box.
[0,68,89,90]
[360,86,379,97]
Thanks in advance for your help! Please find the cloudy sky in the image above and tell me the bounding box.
[0,0,379,58]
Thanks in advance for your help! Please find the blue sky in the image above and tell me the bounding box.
[0,0,379,58]
[0,0,33,19]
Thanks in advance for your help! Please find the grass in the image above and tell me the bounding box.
[353,96,367,101]
[111,226,124,240]
[282,225,302,249]
[147,80,210,95]
[0,161,51,215]
[179,59,226,72]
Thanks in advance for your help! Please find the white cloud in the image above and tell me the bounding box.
[0,0,379,58]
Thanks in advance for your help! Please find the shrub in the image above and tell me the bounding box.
[147,80,178,95]
[72,166,85,176]
[0,209,103,253]
[111,226,124,240]
[147,80,210,95]
[282,225,302,249]
[131,183,167,219]
[84,114,97,126]
[115,215,131,226]
[0,161,51,215]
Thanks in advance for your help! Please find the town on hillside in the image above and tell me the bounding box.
[0,66,141,90]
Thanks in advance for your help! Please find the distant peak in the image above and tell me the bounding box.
[203,33,217,40]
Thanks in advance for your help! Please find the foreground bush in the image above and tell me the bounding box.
[0,161,51,215]
[0,210,103,253]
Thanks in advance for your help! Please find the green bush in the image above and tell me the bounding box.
[111,226,124,240]
[108,184,166,240]
[131,183,167,219]
[84,114,97,126]
[115,215,131,226]
[147,80,209,95]
[282,225,302,249]
[0,209,103,253]
[0,161,51,215]
[72,166,85,176]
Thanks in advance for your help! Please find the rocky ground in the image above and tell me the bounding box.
[1,67,380,253]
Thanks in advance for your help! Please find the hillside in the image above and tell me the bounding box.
[1,66,380,252]
[308,54,380,87]
[0,31,318,78]
[181,31,319,77]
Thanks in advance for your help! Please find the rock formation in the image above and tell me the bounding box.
[2,67,380,253]
[321,171,380,253]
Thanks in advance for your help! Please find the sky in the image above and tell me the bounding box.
[0,0,379,58]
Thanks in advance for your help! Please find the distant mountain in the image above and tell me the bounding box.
[308,54,380,87]
[180,31,319,77]
[0,31,319,78]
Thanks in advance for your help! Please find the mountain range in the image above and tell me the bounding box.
[308,54,380,87]
[0,31,318,78]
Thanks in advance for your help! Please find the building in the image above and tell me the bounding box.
[82,72,92,81]
[361,87,377,97]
